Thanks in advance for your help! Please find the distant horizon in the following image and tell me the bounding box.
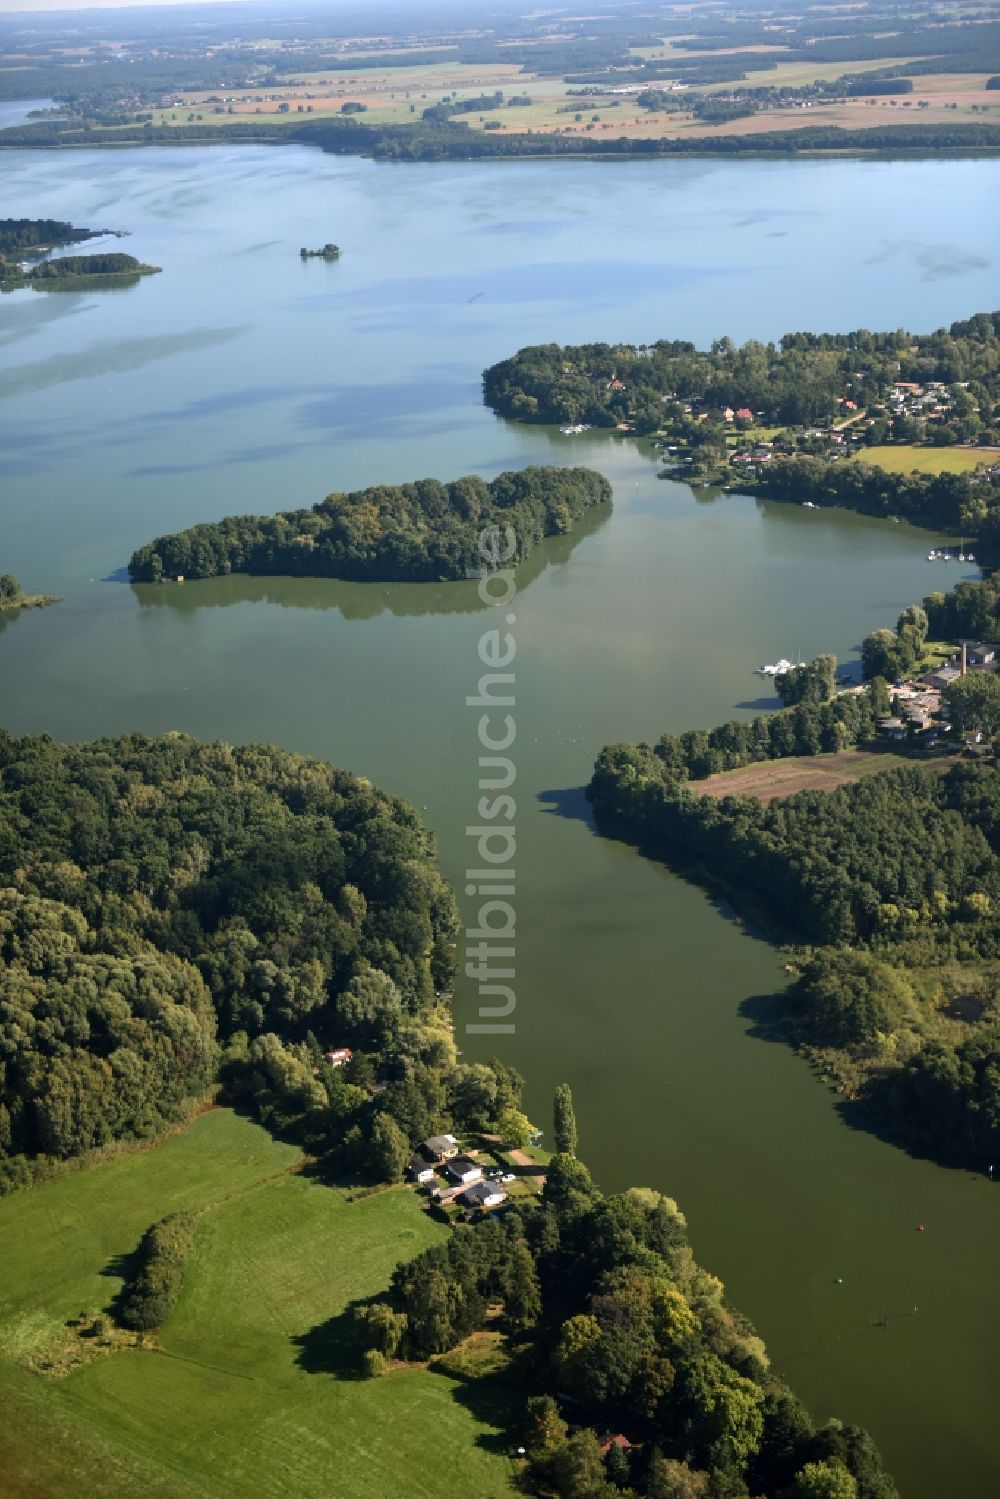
[0,0,402,15]
[0,0,246,12]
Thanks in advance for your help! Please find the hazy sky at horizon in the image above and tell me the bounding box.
[1,0,245,11]
[3,0,239,10]
[0,0,401,15]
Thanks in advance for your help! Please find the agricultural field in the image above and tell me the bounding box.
[0,1110,516,1499]
[855,444,1000,476]
[149,60,553,129]
[144,46,1000,140]
[694,748,957,804]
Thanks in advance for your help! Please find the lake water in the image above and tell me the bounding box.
[1,144,999,1494]
[0,99,57,131]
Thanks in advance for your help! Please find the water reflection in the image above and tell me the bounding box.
[0,325,250,400]
[129,500,612,620]
[0,274,145,297]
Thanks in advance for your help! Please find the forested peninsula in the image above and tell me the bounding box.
[127,467,611,584]
[0,726,897,1498]
[0,252,159,289]
[0,217,100,257]
[483,312,1000,555]
[356,1130,899,1499]
[588,572,1000,1170]
[4,113,1000,161]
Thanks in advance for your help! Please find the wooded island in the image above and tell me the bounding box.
[127,467,612,583]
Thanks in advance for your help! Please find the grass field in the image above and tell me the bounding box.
[0,1110,516,1499]
[695,748,956,803]
[854,444,999,476]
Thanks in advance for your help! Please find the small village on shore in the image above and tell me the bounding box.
[650,371,1000,486]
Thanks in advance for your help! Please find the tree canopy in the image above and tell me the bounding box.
[0,729,458,1187]
[358,1156,897,1499]
[128,467,612,584]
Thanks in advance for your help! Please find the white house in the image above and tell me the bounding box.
[462,1181,507,1211]
[445,1155,482,1186]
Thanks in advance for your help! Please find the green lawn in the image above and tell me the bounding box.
[0,1111,516,1498]
[856,444,996,475]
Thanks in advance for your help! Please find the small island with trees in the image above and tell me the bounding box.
[299,243,340,259]
[0,252,160,289]
[127,466,612,584]
[0,574,60,615]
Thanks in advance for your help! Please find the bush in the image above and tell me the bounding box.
[117,1212,196,1331]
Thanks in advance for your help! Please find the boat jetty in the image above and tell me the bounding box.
[755,657,805,678]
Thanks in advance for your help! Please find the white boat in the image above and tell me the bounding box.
[802,501,816,509]
[755,657,796,678]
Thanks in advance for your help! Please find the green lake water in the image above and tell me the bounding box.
[1,144,999,1494]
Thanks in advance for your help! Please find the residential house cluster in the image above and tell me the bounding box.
[877,643,998,749]
[887,378,956,429]
[406,1133,511,1216]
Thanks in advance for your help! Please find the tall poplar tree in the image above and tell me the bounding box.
[553,1082,578,1156]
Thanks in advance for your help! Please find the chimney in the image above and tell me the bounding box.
[961,641,967,677]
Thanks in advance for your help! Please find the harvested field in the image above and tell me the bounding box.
[694,748,957,803]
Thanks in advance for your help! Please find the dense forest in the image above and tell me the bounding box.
[127,467,612,584]
[586,570,1000,1168]
[305,116,1000,161]
[0,729,459,1190]
[352,1115,898,1499]
[0,218,97,257]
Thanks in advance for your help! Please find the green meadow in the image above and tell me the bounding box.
[857,444,997,476]
[0,1110,516,1499]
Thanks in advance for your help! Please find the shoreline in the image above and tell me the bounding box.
[2,129,1000,165]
